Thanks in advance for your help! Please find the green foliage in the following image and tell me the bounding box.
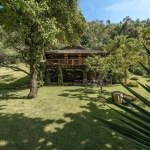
[140,62,150,75]
[85,55,109,75]
[126,81,138,87]
[0,42,16,56]
[81,20,116,50]
[130,76,139,80]
[129,67,145,75]
[109,70,124,83]
[85,55,111,92]
[94,43,150,149]
[81,19,146,84]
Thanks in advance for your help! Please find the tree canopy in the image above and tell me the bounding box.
[0,0,87,98]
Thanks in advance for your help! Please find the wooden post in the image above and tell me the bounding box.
[78,54,82,64]
[58,67,63,85]
[83,68,87,80]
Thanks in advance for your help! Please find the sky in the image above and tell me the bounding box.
[79,0,150,23]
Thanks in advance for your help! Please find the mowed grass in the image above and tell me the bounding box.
[0,66,149,150]
[0,64,30,89]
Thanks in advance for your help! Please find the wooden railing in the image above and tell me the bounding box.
[46,59,86,65]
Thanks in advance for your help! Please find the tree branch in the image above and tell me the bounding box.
[0,63,30,75]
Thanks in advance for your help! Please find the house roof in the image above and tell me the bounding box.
[45,46,103,55]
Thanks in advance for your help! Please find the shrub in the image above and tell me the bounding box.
[109,71,125,84]
[129,67,144,75]
[130,76,139,80]
[126,81,138,87]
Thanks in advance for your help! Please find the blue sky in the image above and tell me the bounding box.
[79,0,150,23]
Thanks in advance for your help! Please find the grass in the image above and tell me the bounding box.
[0,64,30,89]
[0,67,149,150]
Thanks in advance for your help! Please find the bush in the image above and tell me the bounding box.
[126,81,138,87]
[109,71,125,84]
[130,76,139,80]
[129,67,144,75]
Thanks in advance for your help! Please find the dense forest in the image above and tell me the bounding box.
[79,17,149,83]
[81,16,150,82]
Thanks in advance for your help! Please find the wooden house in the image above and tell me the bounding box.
[45,46,104,84]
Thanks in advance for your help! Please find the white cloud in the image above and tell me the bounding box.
[90,6,95,12]
[104,0,150,12]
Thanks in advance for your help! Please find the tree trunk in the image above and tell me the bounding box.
[99,79,103,93]
[27,63,38,99]
[124,69,127,84]
[58,67,63,85]
[100,84,103,93]
[39,70,43,81]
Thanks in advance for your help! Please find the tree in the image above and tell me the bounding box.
[80,20,115,50]
[111,36,140,83]
[85,55,110,92]
[0,0,86,98]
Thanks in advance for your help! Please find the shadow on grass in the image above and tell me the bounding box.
[0,75,30,100]
[58,87,111,102]
[0,74,17,82]
[0,75,30,90]
[0,105,7,111]
[0,76,29,100]
[0,90,26,100]
[0,102,140,150]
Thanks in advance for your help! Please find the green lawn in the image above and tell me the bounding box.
[0,67,149,150]
[0,64,30,89]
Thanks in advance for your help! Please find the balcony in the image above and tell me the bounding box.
[46,59,86,66]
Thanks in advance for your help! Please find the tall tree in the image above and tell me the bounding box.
[0,0,86,98]
[109,36,139,83]
[80,20,115,50]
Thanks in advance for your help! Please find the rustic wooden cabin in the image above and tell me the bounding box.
[45,46,104,84]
